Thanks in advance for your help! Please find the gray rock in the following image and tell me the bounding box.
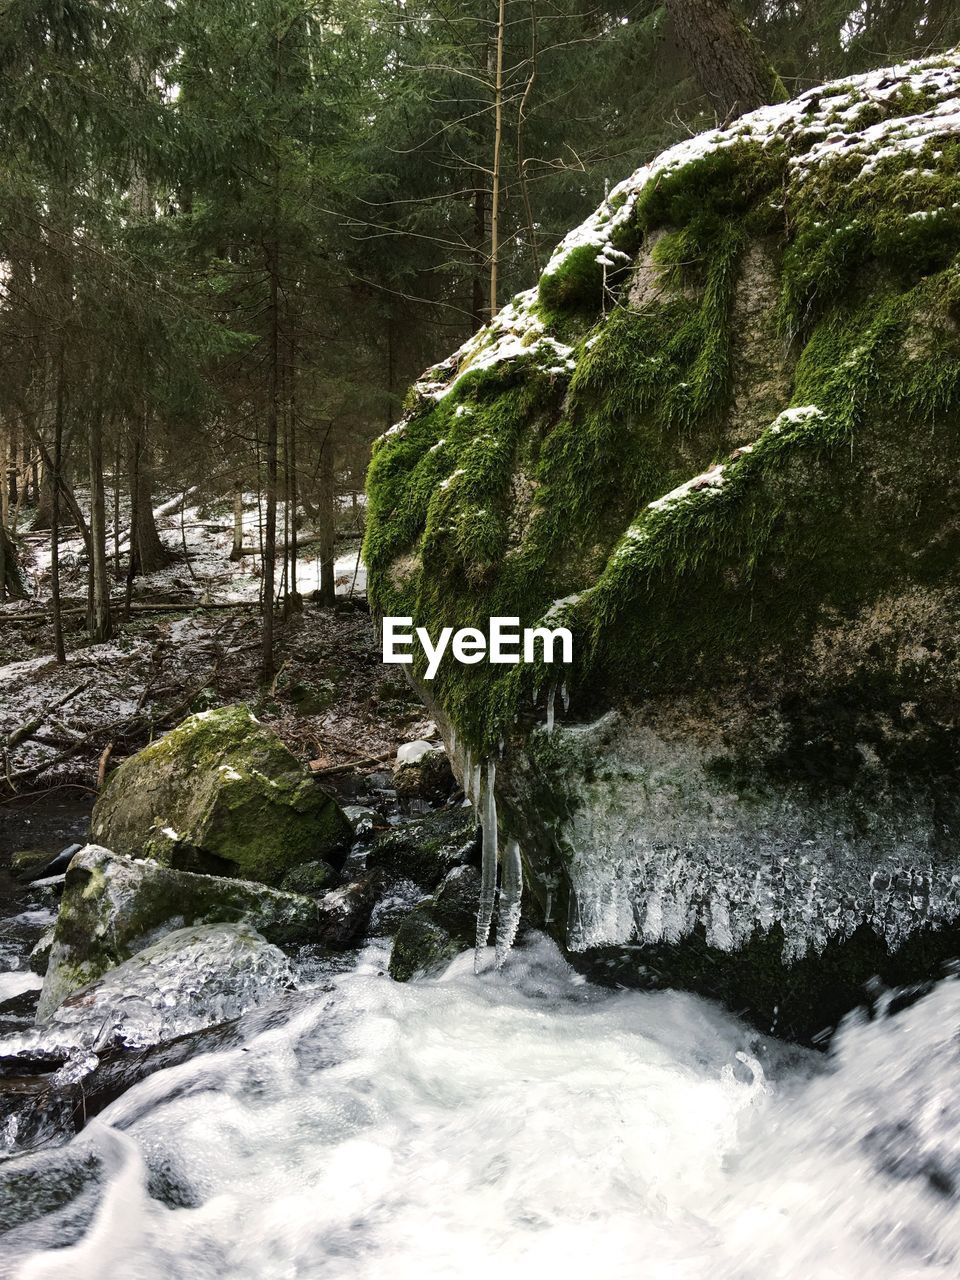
[28,928,54,977]
[366,54,960,1039]
[5,924,294,1061]
[393,742,454,801]
[342,805,380,836]
[280,859,341,896]
[366,807,479,890]
[388,865,480,982]
[38,846,319,1020]
[315,876,379,948]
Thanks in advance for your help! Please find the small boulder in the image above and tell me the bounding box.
[366,806,479,890]
[90,705,352,885]
[393,740,454,801]
[19,924,294,1058]
[37,846,320,1020]
[28,927,55,976]
[280,859,341,896]
[342,805,380,837]
[315,876,380,948]
[388,865,480,982]
[10,849,49,877]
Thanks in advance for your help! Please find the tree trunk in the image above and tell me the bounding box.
[663,0,785,120]
[317,434,336,607]
[0,525,26,600]
[230,485,245,561]
[127,420,167,575]
[51,354,67,664]
[471,187,487,333]
[87,406,112,642]
[113,440,123,579]
[31,464,57,531]
[262,241,280,679]
[0,426,9,603]
[4,425,16,510]
[489,0,506,317]
[285,367,300,616]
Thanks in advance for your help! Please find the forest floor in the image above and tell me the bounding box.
[0,491,435,835]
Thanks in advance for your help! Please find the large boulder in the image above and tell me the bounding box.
[36,846,320,1020]
[90,705,352,884]
[366,55,960,1040]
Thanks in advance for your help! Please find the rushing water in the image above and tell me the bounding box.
[3,933,960,1280]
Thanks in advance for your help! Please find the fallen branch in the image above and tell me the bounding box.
[97,743,113,789]
[309,749,395,777]
[2,601,258,622]
[5,680,92,750]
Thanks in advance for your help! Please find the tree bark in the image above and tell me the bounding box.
[127,419,167,574]
[87,405,112,642]
[262,240,280,678]
[317,433,336,607]
[51,351,67,664]
[471,188,487,333]
[0,427,9,603]
[663,0,785,120]
[489,0,506,317]
[230,484,245,561]
[286,358,300,615]
[0,525,26,600]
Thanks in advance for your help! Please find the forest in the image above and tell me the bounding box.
[1,0,957,678]
[2,3,960,1276]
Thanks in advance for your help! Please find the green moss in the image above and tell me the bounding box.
[91,705,352,885]
[366,70,960,758]
[388,907,461,982]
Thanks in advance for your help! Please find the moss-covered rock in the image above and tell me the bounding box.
[37,845,320,1020]
[366,55,960,1040]
[388,866,481,982]
[393,741,455,801]
[366,807,479,890]
[280,860,340,896]
[90,705,352,885]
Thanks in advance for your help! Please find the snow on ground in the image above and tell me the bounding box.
[0,489,396,789]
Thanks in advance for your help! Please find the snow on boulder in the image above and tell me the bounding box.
[393,740,453,801]
[91,705,352,886]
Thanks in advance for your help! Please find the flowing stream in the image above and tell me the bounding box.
[4,934,960,1280]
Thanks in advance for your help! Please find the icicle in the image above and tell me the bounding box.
[474,759,498,972]
[495,838,523,969]
[545,682,556,731]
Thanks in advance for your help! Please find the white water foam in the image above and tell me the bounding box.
[6,937,960,1280]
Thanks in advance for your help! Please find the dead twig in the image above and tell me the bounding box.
[97,743,113,789]
[309,749,395,777]
[5,680,93,750]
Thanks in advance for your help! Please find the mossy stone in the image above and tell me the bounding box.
[90,705,352,885]
[37,845,320,1020]
[366,808,480,890]
[280,860,340,896]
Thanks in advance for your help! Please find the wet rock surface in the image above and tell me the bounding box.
[388,865,481,982]
[13,923,295,1060]
[366,806,479,890]
[37,846,321,1020]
